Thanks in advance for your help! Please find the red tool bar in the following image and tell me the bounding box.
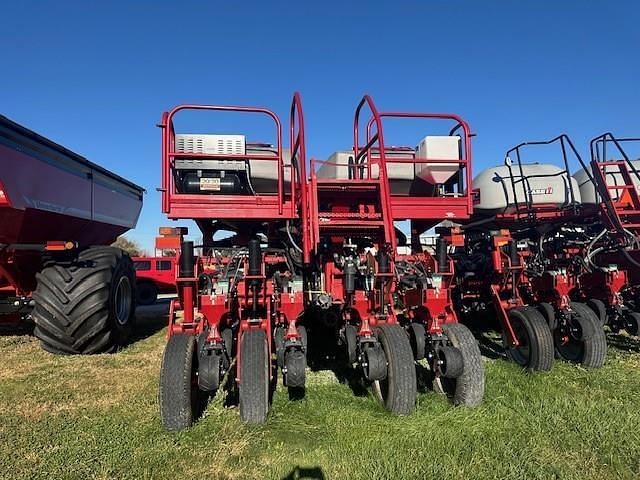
[372,111,473,217]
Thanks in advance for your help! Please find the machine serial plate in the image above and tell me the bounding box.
[200,178,221,191]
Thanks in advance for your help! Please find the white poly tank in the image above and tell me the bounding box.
[315,150,418,195]
[414,136,460,184]
[473,163,581,214]
[573,160,640,204]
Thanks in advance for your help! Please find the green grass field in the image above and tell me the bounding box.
[1,304,640,480]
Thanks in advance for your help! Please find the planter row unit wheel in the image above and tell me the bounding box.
[159,334,202,431]
[504,306,554,372]
[32,246,136,355]
[433,322,485,407]
[371,323,417,415]
[554,302,607,369]
[507,303,607,371]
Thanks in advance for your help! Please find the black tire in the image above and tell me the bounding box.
[408,322,426,360]
[298,324,308,351]
[537,302,557,330]
[32,246,136,354]
[587,298,607,327]
[196,333,221,393]
[371,324,417,415]
[221,327,234,367]
[556,303,607,368]
[344,324,357,364]
[284,350,306,388]
[274,326,286,368]
[434,323,485,407]
[504,306,554,372]
[239,329,270,424]
[159,334,200,431]
[136,282,158,306]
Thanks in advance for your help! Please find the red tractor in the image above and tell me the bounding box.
[132,226,184,305]
[132,256,177,305]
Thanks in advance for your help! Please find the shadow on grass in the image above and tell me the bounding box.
[307,345,369,398]
[474,331,508,360]
[288,386,306,401]
[416,362,436,394]
[330,363,369,397]
[281,466,325,480]
[606,332,640,353]
[128,298,172,345]
[0,317,34,337]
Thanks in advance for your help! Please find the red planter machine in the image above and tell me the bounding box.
[453,135,608,372]
[586,134,640,334]
[157,93,485,429]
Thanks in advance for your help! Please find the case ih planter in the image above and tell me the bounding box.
[580,133,640,335]
[455,135,608,370]
[158,94,309,429]
[0,114,143,353]
[157,94,485,430]
[307,97,484,411]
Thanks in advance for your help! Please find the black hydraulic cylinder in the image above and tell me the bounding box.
[248,239,262,276]
[509,240,520,267]
[180,241,194,277]
[377,251,390,274]
[344,260,357,294]
[436,238,449,273]
[247,239,262,317]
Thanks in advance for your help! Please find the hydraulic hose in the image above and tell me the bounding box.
[286,220,303,254]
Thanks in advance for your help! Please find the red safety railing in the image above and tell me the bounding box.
[290,92,311,264]
[354,96,474,222]
[590,133,640,237]
[159,103,294,219]
[353,95,397,246]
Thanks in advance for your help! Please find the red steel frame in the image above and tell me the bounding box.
[362,111,473,222]
[160,104,295,220]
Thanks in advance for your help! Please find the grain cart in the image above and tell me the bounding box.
[305,96,484,412]
[0,114,143,353]
[158,94,309,429]
[455,135,606,370]
[573,133,640,335]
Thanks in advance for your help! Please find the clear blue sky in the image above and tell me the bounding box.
[2,1,638,252]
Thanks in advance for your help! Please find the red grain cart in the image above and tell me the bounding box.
[0,114,144,353]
